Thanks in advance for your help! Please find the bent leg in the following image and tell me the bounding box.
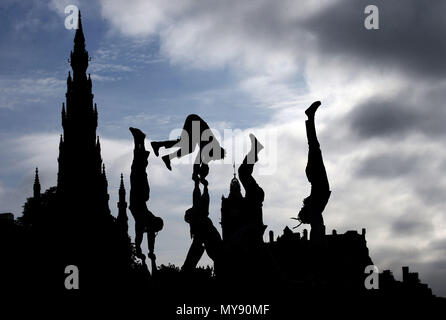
[153,139,179,149]
[305,119,329,192]
[203,223,222,262]
[182,237,205,271]
[238,134,264,200]
[238,163,264,199]
[134,222,144,258]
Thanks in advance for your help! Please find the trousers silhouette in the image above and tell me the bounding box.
[297,102,331,240]
[182,164,222,271]
[151,114,225,174]
[129,127,163,263]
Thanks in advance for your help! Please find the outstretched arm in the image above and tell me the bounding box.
[192,179,201,208]
[201,179,210,215]
[147,231,155,254]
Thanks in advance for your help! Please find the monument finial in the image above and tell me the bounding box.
[233,162,236,179]
[33,167,41,199]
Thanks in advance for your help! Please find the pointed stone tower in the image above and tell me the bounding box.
[221,163,244,241]
[117,173,128,234]
[33,168,41,200]
[57,12,110,220]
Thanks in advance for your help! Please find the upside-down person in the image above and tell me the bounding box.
[151,114,225,179]
[293,101,331,241]
[129,127,164,270]
[182,163,222,272]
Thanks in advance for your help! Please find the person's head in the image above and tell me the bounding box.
[150,216,164,233]
[298,197,312,224]
[184,207,196,223]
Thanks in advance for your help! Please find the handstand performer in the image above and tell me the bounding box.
[129,127,164,269]
[182,163,222,271]
[151,114,225,178]
[218,135,271,281]
[237,133,266,245]
[293,101,331,240]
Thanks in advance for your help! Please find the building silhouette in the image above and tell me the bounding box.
[57,12,110,222]
[0,12,444,315]
[220,166,244,242]
[33,168,40,200]
[3,12,138,293]
[117,173,129,235]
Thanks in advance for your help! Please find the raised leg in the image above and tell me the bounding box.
[239,134,264,200]
[305,104,329,193]
[135,223,144,259]
[297,101,331,238]
[151,139,179,157]
[182,238,205,271]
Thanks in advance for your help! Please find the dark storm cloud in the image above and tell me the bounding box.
[422,260,446,297]
[430,238,446,253]
[348,88,446,140]
[349,98,419,139]
[302,0,446,79]
[392,218,433,237]
[415,183,446,207]
[355,151,420,179]
[372,246,422,265]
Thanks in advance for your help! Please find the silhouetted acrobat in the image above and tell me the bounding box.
[237,133,266,244]
[182,163,222,271]
[151,114,225,178]
[221,134,266,245]
[129,127,164,268]
[293,101,331,240]
[218,134,269,280]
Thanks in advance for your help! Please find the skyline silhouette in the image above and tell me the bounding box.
[1,3,446,309]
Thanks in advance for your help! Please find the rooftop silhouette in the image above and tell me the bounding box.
[0,12,444,316]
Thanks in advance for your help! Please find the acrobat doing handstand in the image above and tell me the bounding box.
[182,164,222,272]
[129,127,164,268]
[151,114,225,179]
[293,101,331,241]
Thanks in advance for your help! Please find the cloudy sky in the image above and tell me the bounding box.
[1,0,445,296]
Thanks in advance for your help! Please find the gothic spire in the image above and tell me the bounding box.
[33,167,41,199]
[70,10,89,79]
[74,10,85,50]
[119,173,125,196]
[96,136,101,151]
[67,71,72,85]
[117,173,128,233]
[229,162,241,197]
[233,162,236,179]
[61,103,66,127]
[57,12,110,216]
[118,173,127,210]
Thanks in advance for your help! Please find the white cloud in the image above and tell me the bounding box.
[2,0,445,295]
[48,0,80,17]
[0,77,65,109]
[94,0,446,296]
